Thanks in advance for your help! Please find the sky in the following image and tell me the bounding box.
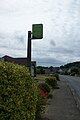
[0,0,80,67]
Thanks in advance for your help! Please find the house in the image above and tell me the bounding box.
[45,68,50,75]
[0,55,36,76]
[1,55,27,66]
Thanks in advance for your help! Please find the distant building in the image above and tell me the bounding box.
[0,55,36,76]
[45,68,50,75]
[58,69,63,73]
[1,55,28,66]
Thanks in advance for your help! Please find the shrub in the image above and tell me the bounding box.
[70,72,76,76]
[47,93,53,99]
[53,73,60,81]
[35,82,51,119]
[45,76,57,89]
[38,83,50,94]
[0,61,38,120]
[35,91,46,119]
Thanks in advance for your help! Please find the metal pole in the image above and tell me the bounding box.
[27,31,31,72]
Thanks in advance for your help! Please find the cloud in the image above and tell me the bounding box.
[50,40,56,46]
[35,57,64,67]
[12,31,25,45]
[0,31,26,57]
[0,0,80,66]
[49,46,74,54]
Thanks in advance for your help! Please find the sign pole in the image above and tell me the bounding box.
[27,31,31,72]
[27,24,43,74]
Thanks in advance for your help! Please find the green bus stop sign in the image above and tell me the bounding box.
[32,24,43,39]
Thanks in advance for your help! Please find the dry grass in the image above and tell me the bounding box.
[34,74,49,82]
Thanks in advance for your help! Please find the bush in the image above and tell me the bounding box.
[0,61,39,120]
[47,93,53,99]
[45,76,57,89]
[35,91,46,119]
[35,82,51,119]
[53,73,60,81]
[38,83,50,94]
[70,72,76,76]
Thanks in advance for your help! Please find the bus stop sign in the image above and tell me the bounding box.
[32,24,43,39]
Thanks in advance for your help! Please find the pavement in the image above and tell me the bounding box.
[41,78,80,120]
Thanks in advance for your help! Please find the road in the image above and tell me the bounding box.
[59,75,80,110]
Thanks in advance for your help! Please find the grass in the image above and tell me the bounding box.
[34,74,49,82]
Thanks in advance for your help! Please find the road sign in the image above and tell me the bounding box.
[32,24,43,39]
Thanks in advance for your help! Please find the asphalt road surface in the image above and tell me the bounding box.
[59,75,80,110]
[59,75,80,95]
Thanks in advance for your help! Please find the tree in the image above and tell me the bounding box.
[70,67,79,75]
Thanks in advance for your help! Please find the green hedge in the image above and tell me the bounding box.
[53,73,60,81]
[35,92,46,119]
[45,76,57,89]
[38,83,50,93]
[0,61,44,120]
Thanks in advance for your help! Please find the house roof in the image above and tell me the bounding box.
[2,55,27,66]
[2,55,36,67]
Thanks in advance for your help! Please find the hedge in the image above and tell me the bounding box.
[0,61,45,120]
[45,76,57,89]
[53,73,60,81]
[38,83,50,94]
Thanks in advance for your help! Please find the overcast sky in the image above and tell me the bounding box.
[0,0,80,67]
